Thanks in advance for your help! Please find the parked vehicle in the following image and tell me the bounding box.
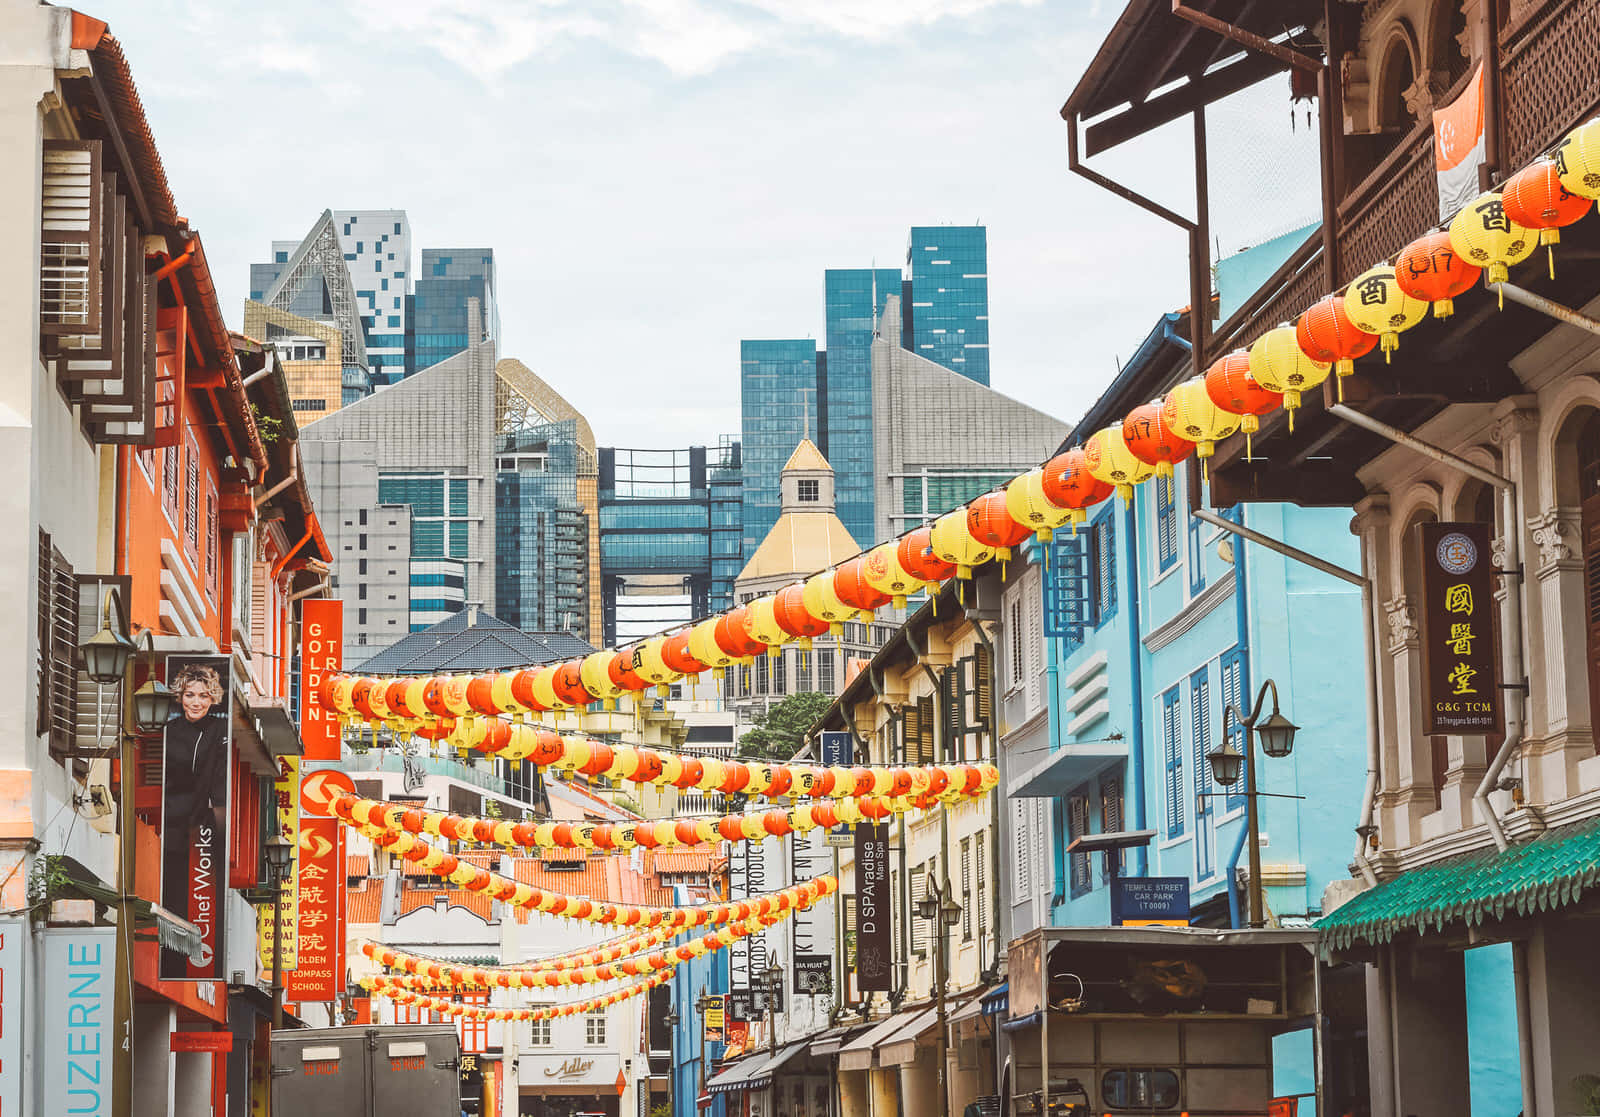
[272,1024,462,1116]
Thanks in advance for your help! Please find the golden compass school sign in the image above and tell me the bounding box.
[1418,521,1502,736]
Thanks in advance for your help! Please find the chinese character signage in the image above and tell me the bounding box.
[286,811,346,1002]
[300,599,343,761]
[1420,521,1502,736]
[258,756,300,972]
[160,654,232,980]
[41,927,114,1117]
[853,822,892,993]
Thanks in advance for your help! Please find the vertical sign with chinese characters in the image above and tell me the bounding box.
[286,815,345,1002]
[300,599,343,761]
[1420,521,1503,735]
[257,756,299,973]
[853,822,892,993]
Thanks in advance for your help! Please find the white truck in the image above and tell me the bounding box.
[271,1024,463,1116]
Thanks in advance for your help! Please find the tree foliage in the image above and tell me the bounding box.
[736,691,834,764]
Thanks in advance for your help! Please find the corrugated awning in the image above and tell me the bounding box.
[808,1024,867,1057]
[1316,815,1600,954]
[877,1005,941,1067]
[837,1008,922,1072]
[704,1042,806,1094]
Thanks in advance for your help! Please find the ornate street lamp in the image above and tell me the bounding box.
[265,830,295,1029]
[79,600,135,685]
[917,878,962,1117]
[1206,739,1244,787]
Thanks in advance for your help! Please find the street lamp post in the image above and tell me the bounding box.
[264,828,295,1029]
[1205,678,1301,929]
[760,963,784,1056]
[916,878,961,1117]
[695,989,719,1104]
[663,1010,680,1117]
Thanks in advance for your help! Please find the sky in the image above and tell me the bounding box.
[97,0,1322,447]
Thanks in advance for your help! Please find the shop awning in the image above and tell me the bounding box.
[980,982,1009,1017]
[837,1008,923,1072]
[704,1042,806,1094]
[1317,815,1600,954]
[877,1005,941,1067]
[808,1023,866,1057]
[949,992,988,1026]
[1009,739,1126,799]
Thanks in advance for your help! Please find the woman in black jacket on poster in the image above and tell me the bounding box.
[161,663,229,969]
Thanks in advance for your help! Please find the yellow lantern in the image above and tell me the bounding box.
[687,618,736,679]
[1084,425,1153,502]
[1005,469,1075,542]
[1161,377,1240,476]
[490,672,528,719]
[744,595,791,656]
[862,542,924,607]
[801,569,855,631]
[1449,190,1538,293]
[579,652,625,710]
[929,508,994,580]
[1248,325,1330,432]
[633,636,681,694]
[1343,262,1429,361]
[1556,116,1600,199]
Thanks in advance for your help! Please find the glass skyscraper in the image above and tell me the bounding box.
[739,339,820,557]
[906,225,989,384]
[496,420,591,639]
[824,268,901,548]
[597,442,742,647]
[336,210,411,386]
[411,249,500,374]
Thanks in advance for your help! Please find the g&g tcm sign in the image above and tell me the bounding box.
[1418,521,1503,736]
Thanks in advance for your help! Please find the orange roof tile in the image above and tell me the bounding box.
[651,849,714,875]
[347,854,369,877]
[347,884,384,924]
[398,889,496,922]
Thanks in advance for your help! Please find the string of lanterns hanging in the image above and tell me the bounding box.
[360,968,674,1023]
[320,117,1599,734]
[322,784,923,853]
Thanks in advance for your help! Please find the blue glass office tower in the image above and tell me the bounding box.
[409,249,501,374]
[739,340,820,556]
[496,420,591,640]
[906,225,989,384]
[824,268,901,548]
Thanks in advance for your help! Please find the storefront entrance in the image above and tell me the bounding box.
[518,1095,620,1117]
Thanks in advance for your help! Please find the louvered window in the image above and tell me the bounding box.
[1011,799,1030,897]
[1068,791,1091,898]
[1045,530,1094,645]
[1162,687,1185,838]
[185,437,200,559]
[1191,667,1214,817]
[916,695,935,765]
[205,481,219,603]
[910,865,928,956]
[1155,474,1178,572]
[1220,648,1249,810]
[1094,508,1118,624]
[1100,775,1124,883]
[40,141,102,335]
[960,838,972,940]
[973,645,993,729]
[974,832,987,935]
[36,532,125,761]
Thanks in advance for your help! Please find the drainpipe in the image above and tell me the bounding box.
[255,442,300,507]
[965,610,1008,975]
[1328,404,1524,853]
[1192,509,1378,888]
[1123,498,1149,875]
[270,528,314,580]
[1224,523,1250,926]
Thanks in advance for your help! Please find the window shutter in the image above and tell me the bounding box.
[1163,689,1185,837]
[1024,575,1044,716]
[973,645,993,728]
[1044,531,1093,641]
[40,140,103,337]
[942,666,961,761]
[1011,799,1030,897]
[36,531,54,738]
[1221,649,1249,809]
[1100,775,1123,881]
[960,838,972,940]
[910,866,928,956]
[974,832,987,934]
[72,575,125,758]
[1095,513,1118,622]
[1190,669,1212,811]
[915,696,935,765]
[1068,793,1090,896]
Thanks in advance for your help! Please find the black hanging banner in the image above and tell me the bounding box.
[1418,521,1503,736]
[853,822,892,993]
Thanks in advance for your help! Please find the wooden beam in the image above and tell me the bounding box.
[1211,457,1366,508]
[1085,50,1284,155]
[81,74,153,230]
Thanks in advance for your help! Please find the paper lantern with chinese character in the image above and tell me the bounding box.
[1448,191,1537,289]
[773,583,829,645]
[833,555,892,618]
[607,649,651,697]
[801,569,855,632]
[1502,158,1593,276]
[1394,231,1481,319]
[632,637,682,692]
[1041,449,1113,521]
[745,595,791,655]
[1084,425,1153,502]
[929,507,995,579]
[1205,350,1281,459]
[1248,326,1330,432]
[1554,116,1600,199]
[529,666,565,710]
[1164,376,1235,476]
[898,526,957,582]
[579,652,626,710]
[660,630,709,676]
[1343,263,1429,361]
[687,619,736,678]
[862,542,924,608]
[551,660,593,707]
[715,606,767,661]
[1005,469,1076,542]
[966,491,1032,561]
[1296,293,1377,398]
[1121,401,1194,478]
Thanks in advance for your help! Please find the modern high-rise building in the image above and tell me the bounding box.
[496,419,593,641]
[241,302,348,416]
[823,267,902,547]
[335,209,412,385]
[905,224,989,384]
[739,339,819,557]
[412,248,500,375]
[597,440,743,647]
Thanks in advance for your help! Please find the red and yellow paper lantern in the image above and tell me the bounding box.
[929,508,995,579]
[579,652,626,710]
[714,606,767,661]
[862,542,924,608]
[1448,191,1537,290]
[834,555,892,618]
[966,491,1032,562]
[773,583,829,646]
[744,595,792,656]
[1343,262,1429,361]
[687,619,737,679]
[1005,469,1076,543]
[1393,230,1481,319]
[1040,449,1113,522]
[1502,158,1593,276]
[1205,350,1280,459]
[1121,401,1194,479]
[1555,116,1600,199]
[801,568,855,632]
[898,526,957,583]
[1296,293,1377,399]
[1248,325,1330,432]
[660,630,709,677]
[1084,425,1153,502]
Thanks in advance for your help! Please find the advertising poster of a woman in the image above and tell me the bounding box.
[160,656,232,979]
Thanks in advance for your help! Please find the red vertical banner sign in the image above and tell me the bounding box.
[300,599,343,761]
[285,815,343,1002]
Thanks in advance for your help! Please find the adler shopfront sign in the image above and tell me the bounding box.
[518,1051,620,1091]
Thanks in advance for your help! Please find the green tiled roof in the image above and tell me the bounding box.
[1317,814,1600,953]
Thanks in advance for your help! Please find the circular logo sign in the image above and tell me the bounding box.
[1436,531,1478,575]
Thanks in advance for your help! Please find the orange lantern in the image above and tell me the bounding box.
[608,649,652,695]
[1205,350,1281,459]
[862,542,924,608]
[660,630,708,676]
[1502,158,1593,276]
[1295,294,1377,399]
[898,526,956,583]
[966,491,1031,561]
[1121,401,1194,478]
[714,606,767,661]
[551,660,593,707]
[1040,449,1112,524]
[834,555,892,618]
[1394,231,1481,319]
[773,583,829,644]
